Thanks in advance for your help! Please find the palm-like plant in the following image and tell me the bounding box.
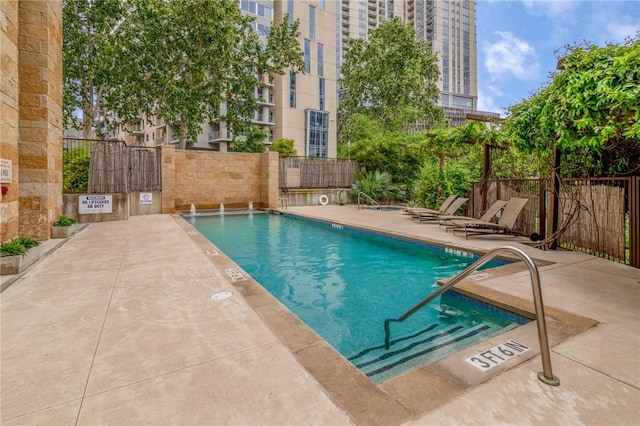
[350,169,399,203]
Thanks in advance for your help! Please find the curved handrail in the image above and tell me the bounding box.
[383,246,560,386]
[278,197,288,210]
[357,192,380,210]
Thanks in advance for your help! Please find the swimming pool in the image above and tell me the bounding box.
[189,212,529,383]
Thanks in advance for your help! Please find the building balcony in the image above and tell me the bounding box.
[209,130,233,142]
[258,73,274,86]
[130,123,144,135]
[252,112,275,125]
[257,94,275,105]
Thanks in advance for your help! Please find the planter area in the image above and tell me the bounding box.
[1,245,43,276]
[52,224,79,239]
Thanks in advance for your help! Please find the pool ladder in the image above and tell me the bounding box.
[278,197,288,210]
[357,192,381,210]
[383,246,560,386]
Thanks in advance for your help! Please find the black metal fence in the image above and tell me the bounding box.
[63,138,161,194]
[279,157,359,190]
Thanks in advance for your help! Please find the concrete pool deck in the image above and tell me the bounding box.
[1,206,638,425]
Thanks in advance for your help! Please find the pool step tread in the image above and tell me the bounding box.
[348,322,514,382]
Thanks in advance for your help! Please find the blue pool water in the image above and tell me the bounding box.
[189,212,528,383]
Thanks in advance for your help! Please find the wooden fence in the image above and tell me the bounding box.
[63,138,161,194]
[470,177,639,268]
[279,157,359,190]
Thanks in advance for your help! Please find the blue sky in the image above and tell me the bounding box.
[476,0,640,116]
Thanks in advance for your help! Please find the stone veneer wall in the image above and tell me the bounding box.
[0,1,63,241]
[1,1,20,241]
[160,146,279,213]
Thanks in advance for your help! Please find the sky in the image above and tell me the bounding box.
[475,0,640,116]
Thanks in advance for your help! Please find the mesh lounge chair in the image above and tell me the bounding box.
[415,197,469,223]
[438,199,508,231]
[404,194,458,217]
[452,197,529,239]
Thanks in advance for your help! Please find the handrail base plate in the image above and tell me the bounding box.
[538,372,560,386]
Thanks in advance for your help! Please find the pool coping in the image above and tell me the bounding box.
[175,213,599,425]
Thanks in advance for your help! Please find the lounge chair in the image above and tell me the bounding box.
[403,194,458,217]
[415,197,469,223]
[438,199,508,231]
[452,197,529,239]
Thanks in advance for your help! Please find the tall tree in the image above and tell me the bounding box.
[63,0,128,138]
[63,0,304,148]
[504,36,640,176]
[338,17,444,132]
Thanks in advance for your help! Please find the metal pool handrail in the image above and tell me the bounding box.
[278,197,288,210]
[357,192,380,210]
[383,246,560,386]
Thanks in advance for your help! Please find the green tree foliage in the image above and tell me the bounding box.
[63,0,304,148]
[62,147,90,192]
[270,138,297,158]
[230,126,268,153]
[413,160,472,209]
[340,114,424,199]
[504,36,640,176]
[339,17,444,131]
[63,0,127,138]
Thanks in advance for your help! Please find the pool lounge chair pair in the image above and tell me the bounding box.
[452,197,529,240]
[438,199,508,231]
[412,197,469,223]
[403,194,458,217]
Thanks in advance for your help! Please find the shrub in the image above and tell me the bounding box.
[350,169,401,203]
[271,138,297,158]
[63,148,90,192]
[413,160,471,208]
[0,237,39,257]
[54,216,76,226]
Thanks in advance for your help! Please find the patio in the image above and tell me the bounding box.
[1,206,638,425]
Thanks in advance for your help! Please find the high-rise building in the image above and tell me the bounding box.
[112,1,478,153]
[272,0,338,157]
[336,0,479,122]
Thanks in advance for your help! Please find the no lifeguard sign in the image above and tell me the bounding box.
[139,192,153,205]
[79,195,112,214]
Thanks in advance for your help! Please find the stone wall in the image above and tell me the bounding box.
[0,1,63,242]
[17,1,63,240]
[1,1,20,241]
[161,146,279,213]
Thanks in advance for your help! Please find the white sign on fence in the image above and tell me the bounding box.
[139,192,153,205]
[79,195,113,214]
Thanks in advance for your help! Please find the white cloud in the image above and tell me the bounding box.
[606,23,640,44]
[476,87,505,115]
[521,0,578,19]
[484,31,541,81]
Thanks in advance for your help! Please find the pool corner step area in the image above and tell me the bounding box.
[349,315,524,383]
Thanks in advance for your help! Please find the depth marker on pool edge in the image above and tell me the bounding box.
[225,268,246,282]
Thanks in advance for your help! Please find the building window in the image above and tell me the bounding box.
[319,78,325,111]
[287,0,294,24]
[258,4,272,19]
[289,72,297,107]
[304,39,311,73]
[317,43,324,76]
[319,0,325,10]
[305,109,329,158]
[241,0,256,14]
[289,71,296,90]
[309,6,315,40]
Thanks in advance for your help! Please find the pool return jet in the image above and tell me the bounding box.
[383,246,560,386]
